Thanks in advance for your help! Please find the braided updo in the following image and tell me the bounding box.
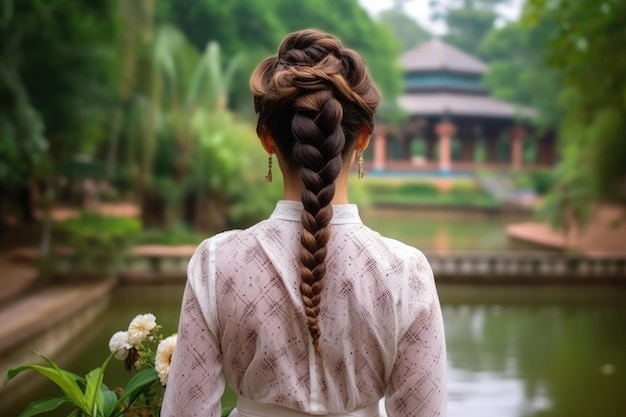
[250,29,380,356]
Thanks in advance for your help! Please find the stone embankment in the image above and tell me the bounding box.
[0,280,113,386]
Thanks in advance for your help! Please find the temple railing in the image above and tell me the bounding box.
[11,247,626,284]
[121,249,626,284]
[426,252,626,284]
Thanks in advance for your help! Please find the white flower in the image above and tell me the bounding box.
[109,331,132,360]
[127,313,157,346]
[155,334,177,385]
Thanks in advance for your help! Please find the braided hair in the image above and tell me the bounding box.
[250,29,380,356]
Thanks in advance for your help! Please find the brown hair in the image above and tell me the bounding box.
[250,29,380,356]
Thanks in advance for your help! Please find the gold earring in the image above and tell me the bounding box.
[357,150,364,179]
[265,153,273,183]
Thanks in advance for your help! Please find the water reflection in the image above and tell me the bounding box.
[360,208,535,252]
[3,285,626,417]
[440,286,626,417]
[447,369,552,417]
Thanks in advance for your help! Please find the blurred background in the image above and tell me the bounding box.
[0,0,625,416]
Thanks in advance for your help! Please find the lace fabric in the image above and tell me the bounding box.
[161,201,447,416]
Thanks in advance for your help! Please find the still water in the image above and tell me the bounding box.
[360,207,536,252]
[4,284,625,417]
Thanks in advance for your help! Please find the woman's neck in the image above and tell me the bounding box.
[282,168,351,204]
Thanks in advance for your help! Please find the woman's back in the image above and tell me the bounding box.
[164,201,446,416]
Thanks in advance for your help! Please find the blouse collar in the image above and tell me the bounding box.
[270,200,362,225]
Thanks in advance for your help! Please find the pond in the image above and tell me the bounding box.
[4,284,625,417]
[360,207,537,252]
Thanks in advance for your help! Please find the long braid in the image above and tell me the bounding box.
[293,91,345,355]
[250,29,380,357]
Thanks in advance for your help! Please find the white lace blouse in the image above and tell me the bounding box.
[161,201,447,417]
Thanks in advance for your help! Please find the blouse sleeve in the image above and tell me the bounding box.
[384,251,447,417]
[160,240,225,417]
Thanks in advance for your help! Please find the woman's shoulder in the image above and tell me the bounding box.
[189,230,237,259]
[194,219,271,251]
[356,224,429,264]
[199,228,242,247]
[354,224,435,290]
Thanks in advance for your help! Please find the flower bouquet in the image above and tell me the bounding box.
[5,313,176,417]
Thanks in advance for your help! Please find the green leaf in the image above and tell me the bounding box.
[84,368,104,416]
[84,351,115,416]
[16,396,69,417]
[116,368,160,409]
[36,350,86,382]
[36,351,90,412]
[6,363,87,412]
[100,389,119,417]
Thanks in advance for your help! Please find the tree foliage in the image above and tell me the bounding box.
[431,0,508,59]
[113,18,277,231]
[378,7,432,52]
[0,0,402,234]
[525,0,626,225]
[160,0,402,110]
[0,0,118,227]
[480,19,561,128]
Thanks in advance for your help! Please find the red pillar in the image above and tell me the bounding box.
[510,126,527,170]
[435,121,456,172]
[373,124,387,171]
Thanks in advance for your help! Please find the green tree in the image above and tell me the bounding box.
[157,0,283,111]
[123,23,276,231]
[160,0,402,110]
[525,0,626,226]
[150,29,251,230]
[0,0,119,242]
[378,8,431,52]
[480,19,562,128]
[431,0,508,58]
[107,0,157,184]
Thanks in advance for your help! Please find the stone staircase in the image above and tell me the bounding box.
[476,172,537,209]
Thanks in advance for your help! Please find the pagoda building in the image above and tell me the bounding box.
[371,39,556,173]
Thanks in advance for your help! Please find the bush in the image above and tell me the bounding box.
[55,213,141,277]
[530,170,555,195]
[396,182,439,198]
[449,182,480,198]
[364,180,398,197]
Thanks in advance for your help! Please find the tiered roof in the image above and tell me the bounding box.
[400,38,487,75]
[399,39,534,119]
